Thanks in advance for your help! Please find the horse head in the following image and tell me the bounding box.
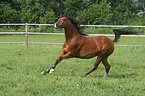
[54,16,68,28]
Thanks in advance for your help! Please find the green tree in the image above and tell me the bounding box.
[77,0,113,25]
[62,0,88,17]
[109,0,139,24]
[20,0,45,23]
[0,4,18,23]
[39,10,55,24]
[0,0,144,26]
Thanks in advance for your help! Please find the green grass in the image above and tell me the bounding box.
[0,35,145,96]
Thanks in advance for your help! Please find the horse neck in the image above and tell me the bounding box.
[64,23,80,43]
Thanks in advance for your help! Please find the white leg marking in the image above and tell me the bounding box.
[103,72,108,78]
[49,68,54,74]
[41,71,46,75]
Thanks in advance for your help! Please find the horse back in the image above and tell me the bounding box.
[75,36,114,58]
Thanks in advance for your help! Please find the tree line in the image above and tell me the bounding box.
[0,0,145,25]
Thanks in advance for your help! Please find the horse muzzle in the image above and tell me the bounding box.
[54,23,61,28]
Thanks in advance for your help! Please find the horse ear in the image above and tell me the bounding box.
[60,14,62,17]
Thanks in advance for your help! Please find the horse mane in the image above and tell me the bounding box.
[67,17,88,36]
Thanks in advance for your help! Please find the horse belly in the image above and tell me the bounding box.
[75,43,100,59]
[78,52,99,59]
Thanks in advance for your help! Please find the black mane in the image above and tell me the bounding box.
[67,17,87,36]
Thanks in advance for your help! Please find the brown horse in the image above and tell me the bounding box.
[41,16,135,78]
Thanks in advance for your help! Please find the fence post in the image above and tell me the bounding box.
[25,23,28,48]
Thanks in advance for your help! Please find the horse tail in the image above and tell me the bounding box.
[113,29,136,43]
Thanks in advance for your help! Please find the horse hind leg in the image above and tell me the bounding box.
[83,56,103,77]
[102,57,111,78]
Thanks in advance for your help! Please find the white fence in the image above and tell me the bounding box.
[0,23,145,48]
[0,23,53,48]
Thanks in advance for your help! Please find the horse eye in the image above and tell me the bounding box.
[63,19,66,21]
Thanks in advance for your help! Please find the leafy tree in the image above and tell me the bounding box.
[39,10,55,24]
[0,4,18,23]
[136,0,145,11]
[20,0,45,23]
[77,0,113,25]
[0,0,145,26]
[62,0,88,17]
[109,0,139,24]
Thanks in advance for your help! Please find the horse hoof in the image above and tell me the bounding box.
[103,76,106,78]
[103,72,108,78]
[41,71,46,75]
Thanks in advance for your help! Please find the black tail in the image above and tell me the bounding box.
[113,29,136,42]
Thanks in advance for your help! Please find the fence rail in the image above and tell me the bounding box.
[0,23,145,48]
[0,24,54,26]
[1,23,145,27]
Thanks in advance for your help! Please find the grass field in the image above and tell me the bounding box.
[0,35,145,96]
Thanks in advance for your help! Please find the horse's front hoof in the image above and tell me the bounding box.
[41,71,46,75]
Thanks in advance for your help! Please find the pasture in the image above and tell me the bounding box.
[0,34,145,96]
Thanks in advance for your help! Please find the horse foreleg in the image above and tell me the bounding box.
[102,57,111,78]
[41,57,62,75]
[83,56,102,77]
[41,52,72,75]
